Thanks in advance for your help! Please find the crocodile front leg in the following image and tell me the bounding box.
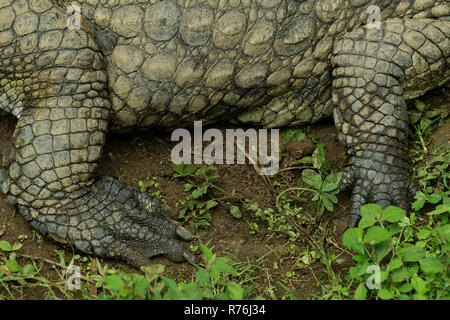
[332,18,449,227]
[0,6,193,266]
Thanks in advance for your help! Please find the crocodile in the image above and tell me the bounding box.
[0,0,448,266]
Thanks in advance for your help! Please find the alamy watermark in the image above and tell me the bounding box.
[171,121,279,175]
[66,265,81,290]
[366,265,381,290]
[367,5,381,30]
[67,3,81,30]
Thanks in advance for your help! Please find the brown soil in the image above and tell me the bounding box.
[0,115,351,299]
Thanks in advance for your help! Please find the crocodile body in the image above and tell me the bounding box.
[0,0,448,265]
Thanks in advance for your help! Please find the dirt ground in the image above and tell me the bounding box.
[0,87,447,299]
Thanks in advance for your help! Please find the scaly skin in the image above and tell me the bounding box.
[0,0,448,265]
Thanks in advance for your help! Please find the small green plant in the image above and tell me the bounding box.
[174,164,223,229]
[17,235,28,242]
[138,176,160,192]
[248,222,260,235]
[0,241,23,253]
[174,164,219,198]
[410,134,449,213]
[0,240,79,299]
[244,201,275,227]
[138,176,165,202]
[243,201,276,236]
[107,151,126,162]
[276,144,341,216]
[281,127,318,144]
[132,137,144,148]
[342,203,449,300]
[177,199,218,229]
[409,100,447,132]
[0,250,38,288]
[108,152,128,181]
[93,243,258,300]
[114,167,126,181]
[1,239,259,300]
[243,200,305,241]
[229,205,242,219]
[282,128,307,142]
[32,230,44,249]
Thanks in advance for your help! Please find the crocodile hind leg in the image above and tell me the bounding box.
[332,18,449,227]
[1,99,194,267]
[0,5,193,266]
[1,87,193,267]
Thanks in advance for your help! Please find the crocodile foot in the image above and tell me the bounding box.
[339,151,418,228]
[330,18,448,227]
[13,177,194,267]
